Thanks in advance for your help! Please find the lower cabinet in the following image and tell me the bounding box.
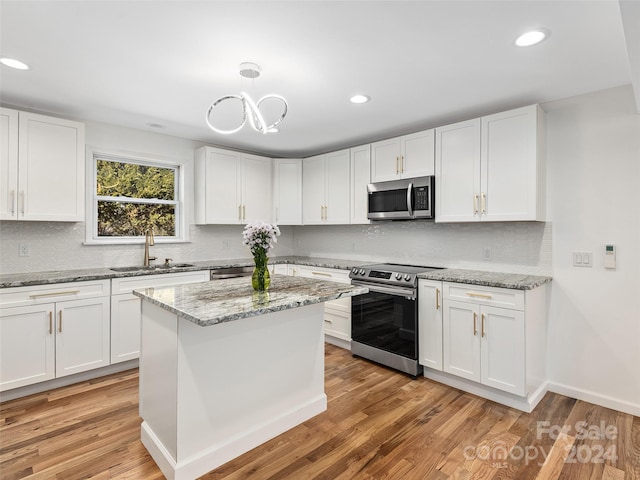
[0,280,111,392]
[419,280,547,411]
[110,270,210,363]
[418,280,443,371]
[280,264,352,347]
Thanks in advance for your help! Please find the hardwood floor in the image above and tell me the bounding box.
[1,344,639,479]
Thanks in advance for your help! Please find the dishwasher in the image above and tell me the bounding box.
[209,266,254,280]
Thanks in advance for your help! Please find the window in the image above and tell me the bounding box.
[87,152,186,244]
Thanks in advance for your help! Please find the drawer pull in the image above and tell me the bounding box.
[58,311,63,333]
[467,292,492,300]
[312,271,332,277]
[481,313,486,337]
[29,290,80,299]
[324,319,333,324]
[49,311,53,334]
[473,312,478,335]
[435,288,440,310]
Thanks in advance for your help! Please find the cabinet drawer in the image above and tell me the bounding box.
[292,265,351,284]
[111,271,209,294]
[0,280,111,308]
[443,282,524,311]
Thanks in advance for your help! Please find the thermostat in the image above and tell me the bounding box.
[605,244,616,269]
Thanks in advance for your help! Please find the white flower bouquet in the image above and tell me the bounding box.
[242,221,280,291]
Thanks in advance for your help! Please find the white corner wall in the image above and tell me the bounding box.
[544,86,640,416]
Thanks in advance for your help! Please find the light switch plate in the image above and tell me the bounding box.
[573,251,592,267]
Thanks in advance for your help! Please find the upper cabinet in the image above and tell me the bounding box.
[302,149,350,224]
[436,105,545,223]
[272,158,302,225]
[0,108,85,221]
[370,129,435,182]
[350,144,371,224]
[194,146,272,224]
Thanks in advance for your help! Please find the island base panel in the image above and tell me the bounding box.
[140,301,327,480]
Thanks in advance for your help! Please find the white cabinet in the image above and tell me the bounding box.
[0,107,85,221]
[370,130,435,182]
[110,270,209,363]
[350,144,371,224]
[436,104,545,223]
[0,280,111,392]
[418,279,443,371]
[302,150,350,224]
[194,146,272,224]
[270,263,289,275]
[442,283,529,396]
[285,264,352,348]
[272,158,302,225]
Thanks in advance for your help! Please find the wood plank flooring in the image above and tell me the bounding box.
[1,344,639,479]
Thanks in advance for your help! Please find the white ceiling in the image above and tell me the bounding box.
[1,1,638,158]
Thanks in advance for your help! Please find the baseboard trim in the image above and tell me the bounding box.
[0,360,139,402]
[547,382,640,417]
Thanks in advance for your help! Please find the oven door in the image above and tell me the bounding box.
[351,282,418,360]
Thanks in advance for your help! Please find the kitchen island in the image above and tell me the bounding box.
[133,275,367,480]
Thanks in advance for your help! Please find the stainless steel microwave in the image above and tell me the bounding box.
[367,176,434,220]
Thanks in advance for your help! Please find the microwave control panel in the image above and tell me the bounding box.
[415,186,429,210]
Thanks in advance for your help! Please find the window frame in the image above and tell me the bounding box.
[85,148,188,245]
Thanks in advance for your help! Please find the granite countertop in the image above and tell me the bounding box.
[133,274,368,327]
[0,256,371,288]
[418,268,552,290]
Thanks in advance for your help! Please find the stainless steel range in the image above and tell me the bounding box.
[349,263,442,377]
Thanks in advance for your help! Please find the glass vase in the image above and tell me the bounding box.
[251,254,270,291]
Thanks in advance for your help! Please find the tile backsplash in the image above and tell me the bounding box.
[1,220,551,276]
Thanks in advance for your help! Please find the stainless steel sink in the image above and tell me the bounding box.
[111,263,195,272]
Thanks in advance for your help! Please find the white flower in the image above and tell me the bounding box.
[242,221,281,255]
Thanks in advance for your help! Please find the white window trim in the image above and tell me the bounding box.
[84,146,189,245]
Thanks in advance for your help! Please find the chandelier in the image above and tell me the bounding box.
[205,62,288,135]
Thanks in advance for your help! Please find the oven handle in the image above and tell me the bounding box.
[351,280,416,299]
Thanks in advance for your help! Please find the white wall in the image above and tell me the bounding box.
[544,86,640,416]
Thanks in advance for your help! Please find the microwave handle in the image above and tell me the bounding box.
[407,182,414,217]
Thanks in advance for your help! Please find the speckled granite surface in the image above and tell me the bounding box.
[0,256,372,288]
[133,274,368,326]
[417,268,552,290]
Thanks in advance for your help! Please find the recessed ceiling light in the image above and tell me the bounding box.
[350,94,371,104]
[0,57,29,70]
[515,30,548,47]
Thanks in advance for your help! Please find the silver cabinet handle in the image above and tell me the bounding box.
[10,190,15,215]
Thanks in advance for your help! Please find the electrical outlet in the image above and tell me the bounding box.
[482,247,492,261]
[222,240,230,250]
[19,243,30,257]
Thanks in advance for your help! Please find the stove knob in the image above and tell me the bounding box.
[351,267,358,274]
[359,269,366,275]
[404,274,411,281]
[395,273,402,280]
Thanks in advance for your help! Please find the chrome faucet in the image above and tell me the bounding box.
[144,228,156,267]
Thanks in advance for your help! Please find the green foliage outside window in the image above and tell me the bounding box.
[96,159,177,237]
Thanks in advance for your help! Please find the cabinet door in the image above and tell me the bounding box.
[18,112,85,221]
[203,148,242,224]
[302,155,326,224]
[435,118,481,223]
[418,280,443,371]
[242,154,272,223]
[480,306,525,396]
[401,130,435,178]
[370,137,401,182]
[481,105,540,221]
[350,145,371,224]
[55,297,110,377]
[0,303,55,391]
[273,159,302,225]
[0,107,19,220]
[325,149,350,224]
[110,293,141,364]
[443,299,480,382]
